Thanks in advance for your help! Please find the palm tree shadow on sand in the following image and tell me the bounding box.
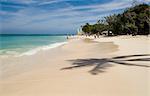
[61,54,150,75]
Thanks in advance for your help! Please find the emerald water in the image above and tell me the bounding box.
[0,35,67,56]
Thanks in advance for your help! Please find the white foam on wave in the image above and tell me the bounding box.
[0,49,20,58]
[17,42,67,57]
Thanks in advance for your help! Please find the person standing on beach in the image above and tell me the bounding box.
[67,36,69,39]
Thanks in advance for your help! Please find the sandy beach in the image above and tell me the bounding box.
[0,36,150,96]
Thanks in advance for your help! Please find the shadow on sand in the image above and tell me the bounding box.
[61,54,150,75]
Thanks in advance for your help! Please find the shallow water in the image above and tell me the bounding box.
[0,35,67,56]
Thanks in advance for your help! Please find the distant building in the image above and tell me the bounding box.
[101,31,113,36]
[77,27,84,35]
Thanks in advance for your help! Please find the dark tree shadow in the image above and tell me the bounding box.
[61,54,150,75]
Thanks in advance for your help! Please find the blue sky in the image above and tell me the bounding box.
[1,0,150,34]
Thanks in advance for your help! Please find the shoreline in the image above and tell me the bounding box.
[0,35,67,58]
[0,35,150,96]
[0,41,68,59]
[0,35,149,58]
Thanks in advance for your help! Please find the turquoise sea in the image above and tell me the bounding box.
[0,35,67,56]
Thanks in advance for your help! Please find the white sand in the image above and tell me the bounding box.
[0,36,150,96]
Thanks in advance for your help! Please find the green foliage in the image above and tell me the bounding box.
[82,3,150,35]
[82,23,92,34]
[82,23,108,35]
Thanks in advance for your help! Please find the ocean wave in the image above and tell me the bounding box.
[0,49,20,56]
[18,42,67,57]
[0,50,20,58]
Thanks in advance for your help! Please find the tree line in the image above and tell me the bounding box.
[82,3,150,36]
